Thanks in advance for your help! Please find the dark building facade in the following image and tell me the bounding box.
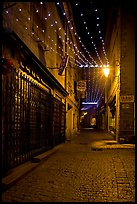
[102,2,135,143]
[2,2,82,176]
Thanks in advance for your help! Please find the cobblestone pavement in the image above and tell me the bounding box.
[2,129,135,202]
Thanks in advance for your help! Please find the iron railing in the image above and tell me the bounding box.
[2,69,66,176]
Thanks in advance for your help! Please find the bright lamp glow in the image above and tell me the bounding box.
[103,67,110,77]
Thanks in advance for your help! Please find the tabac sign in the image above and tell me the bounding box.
[77,80,86,91]
[120,95,134,103]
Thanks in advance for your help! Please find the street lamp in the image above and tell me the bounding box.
[103,65,110,77]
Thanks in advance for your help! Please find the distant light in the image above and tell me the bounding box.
[82,102,98,105]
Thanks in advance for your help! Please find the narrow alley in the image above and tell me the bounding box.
[2,2,135,202]
[2,129,135,202]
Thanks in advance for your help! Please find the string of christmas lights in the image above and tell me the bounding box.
[56,2,99,67]
[91,67,95,102]
[74,2,103,65]
[74,2,109,66]
[72,2,109,103]
[93,5,109,65]
[56,1,100,103]
[3,2,107,104]
[4,3,83,71]
[46,2,94,67]
[56,1,101,101]
[5,2,91,69]
[94,74,104,102]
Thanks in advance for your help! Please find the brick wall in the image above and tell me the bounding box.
[119,6,135,142]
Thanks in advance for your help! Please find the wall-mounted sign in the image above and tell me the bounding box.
[120,95,134,103]
[58,54,68,76]
[77,80,86,91]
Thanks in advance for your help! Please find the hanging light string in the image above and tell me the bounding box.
[4,2,90,68]
[93,6,109,65]
[92,70,101,102]
[87,68,91,102]
[51,2,107,103]
[97,80,107,105]
[94,73,104,102]
[46,2,94,67]
[90,67,96,102]
[73,2,109,102]
[56,2,99,67]
[84,67,87,102]
[74,2,103,65]
[74,2,109,66]
[3,2,107,69]
[4,2,106,103]
[3,3,83,70]
[56,2,104,103]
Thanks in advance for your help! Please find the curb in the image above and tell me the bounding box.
[2,143,64,192]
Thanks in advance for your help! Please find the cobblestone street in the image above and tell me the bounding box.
[2,129,135,202]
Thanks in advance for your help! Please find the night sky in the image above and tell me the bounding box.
[70,0,113,55]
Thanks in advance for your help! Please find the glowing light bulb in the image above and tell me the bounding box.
[103,66,110,77]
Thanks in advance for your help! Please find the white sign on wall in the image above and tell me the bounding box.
[120,95,134,103]
[77,80,86,91]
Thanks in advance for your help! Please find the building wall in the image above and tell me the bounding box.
[3,2,81,142]
[2,2,82,173]
[106,4,135,142]
[118,5,135,142]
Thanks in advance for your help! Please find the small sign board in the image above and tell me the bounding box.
[120,95,134,103]
[58,54,68,76]
[77,80,86,91]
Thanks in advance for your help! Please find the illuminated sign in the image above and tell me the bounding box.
[120,95,134,103]
[77,80,86,91]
